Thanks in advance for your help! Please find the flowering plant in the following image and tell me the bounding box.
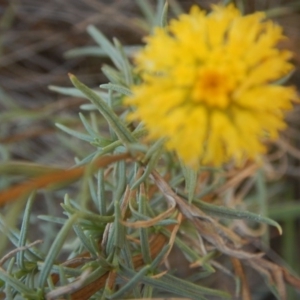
[0,1,300,300]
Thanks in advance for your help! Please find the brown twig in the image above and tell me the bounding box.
[0,152,131,206]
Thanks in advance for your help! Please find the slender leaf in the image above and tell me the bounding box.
[100,83,132,96]
[69,74,136,145]
[38,214,78,287]
[17,192,36,269]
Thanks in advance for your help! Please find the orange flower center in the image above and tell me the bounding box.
[192,68,234,108]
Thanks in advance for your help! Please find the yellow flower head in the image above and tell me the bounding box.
[125,4,297,168]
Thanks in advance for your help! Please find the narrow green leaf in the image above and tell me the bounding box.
[128,193,149,221]
[58,264,68,287]
[87,25,122,70]
[181,163,197,204]
[113,38,133,85]
[78,113,99,138]
[5,258,15,300]
[131,143,163,189]
[101,65,125,85]
[69,74,136,145]
[119,263,229,299]
[117,240,141,299]
[38,213,79,287]
[143,284,153,298]
[38,215,66,225]
[235,0,245,14]
[80,265,110,287]
[150,244,170,270]
[88,177,98,208]
[80,103,97,111]
[139,193,151,264]
[168,0,183,15]
[73,224,98,257]
[0,162,62,177]
[154,219,179,226]
[65,45,141,59]
[55,123,94,142]
[161,227,214,273]
[265,6,299,18]
[120,239,134,269]
[61,203,114,224]
[105,224,115,257]
[256,169,269,243]
[0,265,34,296]
[194,199,282,235]
[161,273,230,299]
[144,138,165,161]
[268,203,300,220]
[65,46,107,58]
[100,83,132,96]
[63,127,146,168]
[109,265,151,299]
[49,85,109,102]
[114,160,127,203]
[114,200,125,249]
[0,216,43,261]
[273,71,295,85]
[136,0,156,26]
[222,0,233,6]
[49,86,85,98]
[37,262,83,277]
[17,192,36,270]
[155,0,165,26]
[159,1,169,27]
[97,170,106,215]
[196,174,224,198]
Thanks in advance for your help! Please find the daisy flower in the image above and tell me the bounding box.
[125,4,297,168]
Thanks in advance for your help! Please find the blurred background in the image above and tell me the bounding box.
[0,1,300,299]
[1,0,299,107]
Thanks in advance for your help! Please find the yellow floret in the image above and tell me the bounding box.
[125,4,297,168]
